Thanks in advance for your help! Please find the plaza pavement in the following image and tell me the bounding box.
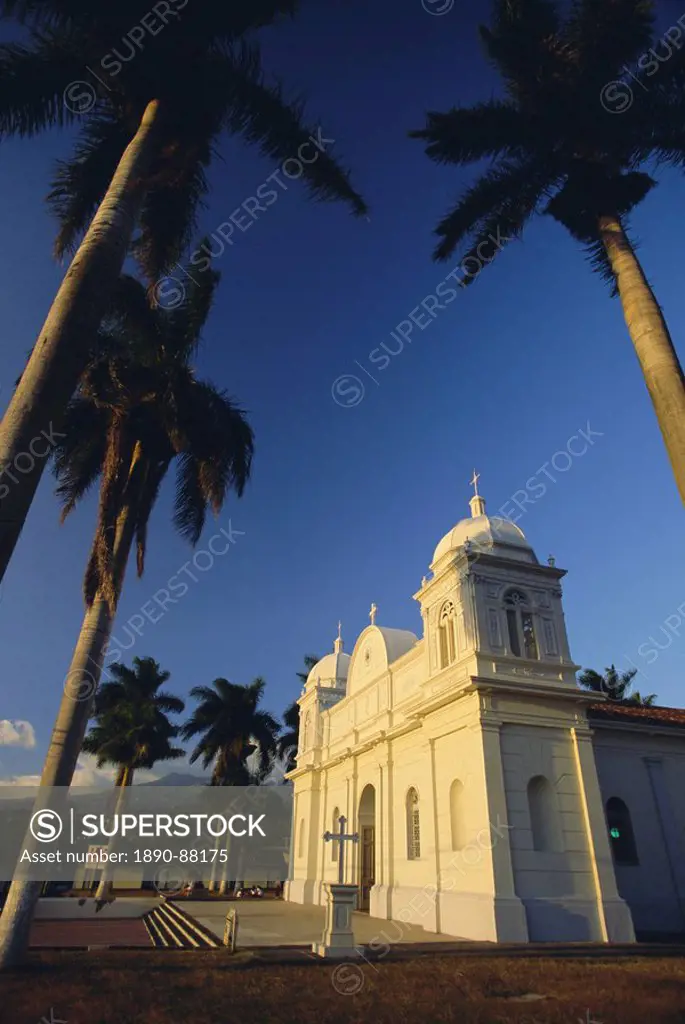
[184,897,462,947]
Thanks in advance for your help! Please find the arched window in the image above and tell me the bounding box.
[406,787,421,859]
[331,806,340,861]
[297,818,306,859]
[302,711,311,750]
[450,779,466,850]
[504,589,538,660]
[527,775,558,852]
[438,601,457,667]
[606,797,639,865]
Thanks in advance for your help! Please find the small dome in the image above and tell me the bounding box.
[433,514,534,564]
[306,624,350,688]
[432,481,537,565]
[306,650,351,687]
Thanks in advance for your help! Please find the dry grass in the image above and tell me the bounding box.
[4,950,685,1024]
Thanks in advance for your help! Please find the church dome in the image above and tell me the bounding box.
[432,478,537,566]
[306,625,351,688]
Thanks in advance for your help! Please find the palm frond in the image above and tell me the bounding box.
[0,31,84,136]
[218,41,367,217]
[53,398,108,519]
[410,100,528,164]
[479,0,562,103]
[296,653,319,685]
[47,112,135,257]
[172,451,207,546]
[104,274,162,350]
[433,157,559,263]
[161,246,221,359]
[564,0,655,79]
[134,156,212,282]
[171,381,254,542]
[133,457,170,577]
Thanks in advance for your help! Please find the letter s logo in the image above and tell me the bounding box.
[30,809,63,842]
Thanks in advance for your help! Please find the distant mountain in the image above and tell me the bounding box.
[141,772,210,787]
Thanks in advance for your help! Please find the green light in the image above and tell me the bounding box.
[610,827,620,839]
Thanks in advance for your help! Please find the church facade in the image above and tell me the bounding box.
[285,487,685,942]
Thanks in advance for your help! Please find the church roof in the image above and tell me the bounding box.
[587,703,685,729]
[372,625,418,664]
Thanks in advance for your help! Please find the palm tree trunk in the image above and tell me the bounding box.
[94,765,134,901]
[0,452,143,968]
[0,98,163,585]
[599,215,685,504]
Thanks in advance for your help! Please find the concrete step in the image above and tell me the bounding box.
[143,898,220,949]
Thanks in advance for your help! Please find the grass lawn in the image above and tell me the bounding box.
[4,951,685,1024]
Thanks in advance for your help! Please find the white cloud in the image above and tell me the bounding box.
[0,719,36,749]
[0,753,160,788]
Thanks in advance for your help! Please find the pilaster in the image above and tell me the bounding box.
[571,727,635,942]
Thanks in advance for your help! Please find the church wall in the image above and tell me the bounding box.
[428,710,495,899]
[390,649,426,707]
[383,729,433,903]
[500,722,602,940]
[592,727,685,936]
[286,770,324,904]
[378,693,508,937]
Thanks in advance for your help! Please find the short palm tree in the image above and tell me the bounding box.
[182,677,279,786]
[81,656,185,899]
[411,0,685,503]
[0,0,367,584]
[277,654,319,774]
[625,689,657,707]
[578,664,656,705]
[0,257,253,967]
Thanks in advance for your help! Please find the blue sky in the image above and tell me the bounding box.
[0,0,683,782]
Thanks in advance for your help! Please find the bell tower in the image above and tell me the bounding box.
[416,475,577,688]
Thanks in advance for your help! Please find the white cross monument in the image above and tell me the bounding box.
[312,815,361,959]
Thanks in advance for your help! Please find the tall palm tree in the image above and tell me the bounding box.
[277,654,319,774]
[578,664,656,705]
[182,676,279,896]
[0,0,367,585]
[411,0,685,503]
[0,257,253,968]
[182,677,279,786]
[81,656,185,899]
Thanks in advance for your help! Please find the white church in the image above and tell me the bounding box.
[285,482,685,943]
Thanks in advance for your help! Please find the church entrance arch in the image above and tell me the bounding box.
[358,784,376,912]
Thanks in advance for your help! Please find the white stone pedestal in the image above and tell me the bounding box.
[312,883,361,959]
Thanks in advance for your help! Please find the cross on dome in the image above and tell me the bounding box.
[469,469,486,518]
[333,621,343,654]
